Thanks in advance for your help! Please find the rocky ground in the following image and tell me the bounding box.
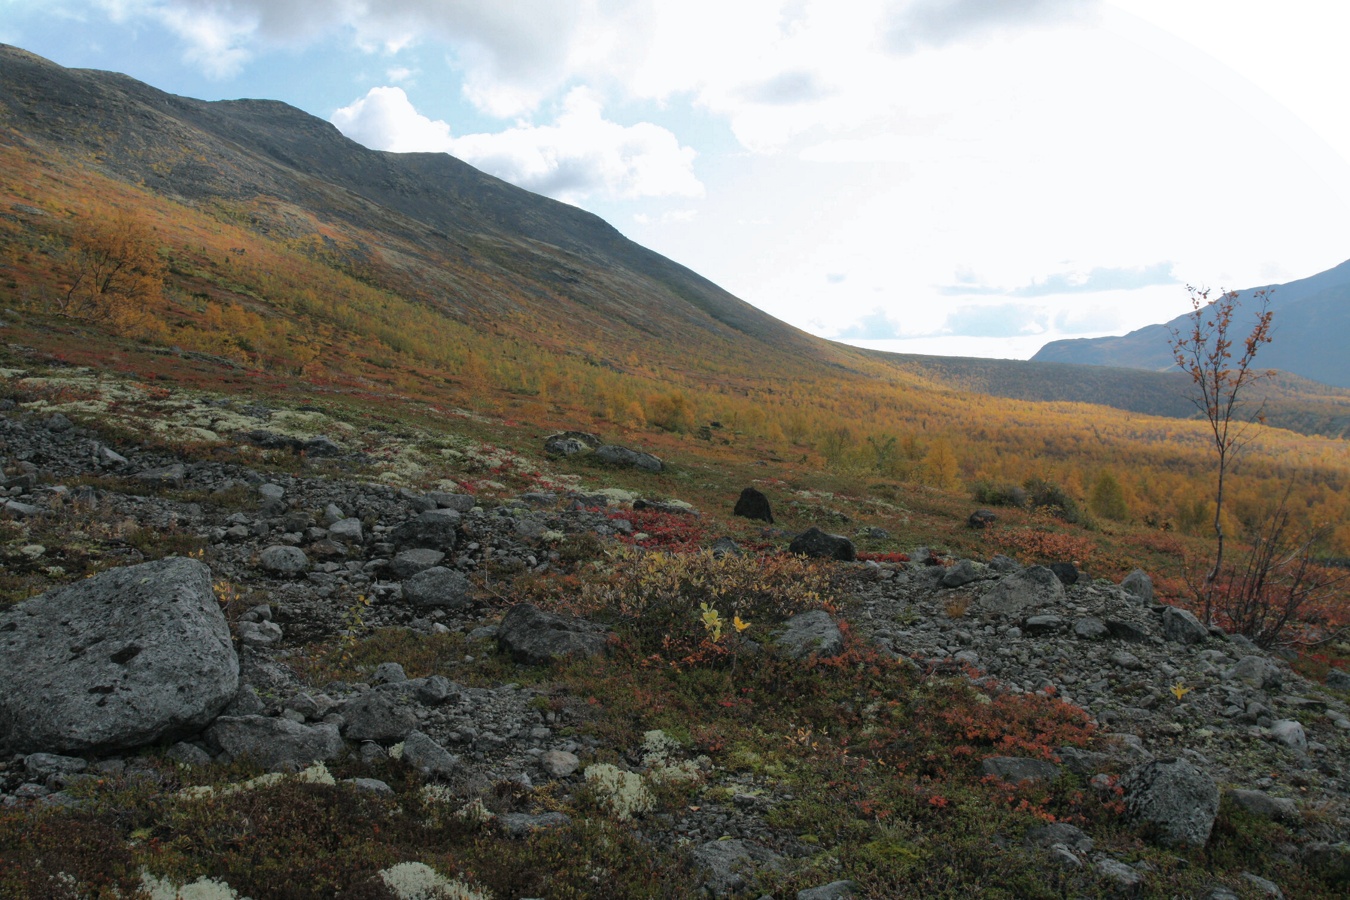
[2,383,1349,899]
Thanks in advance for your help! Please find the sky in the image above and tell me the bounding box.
[5,1,1350,360]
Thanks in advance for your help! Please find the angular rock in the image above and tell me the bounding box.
[1106,619,1150,643]
[389,510,460,551]
[1073,617,1109,641]
[1122,757,1220,848]
[981,756,1062,784]
[1121,569,1154,604]
[775,609,845,660]
[236,619,283,648]
[402,567,472,609]
[1094,857,1144,892]
[1224,655,1284,692]
[1227,789,1299,823]
[341,693,417,743]
[207,716,343,772]
[303,436,344,457]
[691,838,785,898]
[389,548,446,580]
[733,487,774,523]
[400,730,459,779]
[426,492,477,512]
[0,558,238,755]
[258,545,309,576]
[1162,606,1209,644]
[979,566,1064,617]
[328,517,364,544]
[942,559,983,588]
[593,444,663,473]
[788,526,856,561]
[497,603,610,665]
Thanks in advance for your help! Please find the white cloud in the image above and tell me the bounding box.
[331,86,703,204]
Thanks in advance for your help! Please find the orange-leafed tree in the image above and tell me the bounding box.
[1168,286,1273,622]
[55,210,165,332]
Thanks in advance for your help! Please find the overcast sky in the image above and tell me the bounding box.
[6,1,1350,359]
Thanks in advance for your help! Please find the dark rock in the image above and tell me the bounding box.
[1106,620,1150,643]
[402,567,472,609]
[0,558,238,755]
[733,487,774,523]
[775,610,844,660]
[1025,822,1093,853]
[593,444,663,473]
[328,517,363,544]
[1023,615,1065,635]
[340,693,417,743]
[1121,757,1219,848]
[389,510,460,551]
[400,730,459,779]
[207,716,343,772]
[968,509,997,529]
[981,756,1062,784]
[942,559,982,588]
[1326,668,1350,690]
[389,548,446,579]
[788,526,856,561]
[710,537,743,558]
[426,492,477,512]
[497,603,610,665]
[1303,842,1350,886]
[303,436,344,457]
[1048,562,1079,586]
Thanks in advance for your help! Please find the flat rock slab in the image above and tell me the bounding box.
[207,715,343,772]
[497,603,610,665]
[0,558,238,755]
[775,609,845,660]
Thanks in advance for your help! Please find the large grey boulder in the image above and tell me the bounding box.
[207,715,343,772]
[593,444,664,473]
[1121,757,1220,848]
[1224,655,1284,692]
[0,558,238,755]
[389,548,446,580]
[497,603,610,665]
[402,567,472,609]
[788,526,856,561]
[979,566,1065,617]
[775,610,844,660]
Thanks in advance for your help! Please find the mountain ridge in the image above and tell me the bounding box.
[1032,259,1350,387]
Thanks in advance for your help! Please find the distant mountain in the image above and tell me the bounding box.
[0,44,828,363]
[1032,259,1350,388]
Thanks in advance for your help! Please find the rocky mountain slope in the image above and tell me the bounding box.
[2,362,1348,897]
[1032,260,1350,389]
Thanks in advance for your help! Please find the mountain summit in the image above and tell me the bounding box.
[1031,259,1350,388]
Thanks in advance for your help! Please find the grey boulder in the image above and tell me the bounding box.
[1162,606,1209,644]
[389,510,460,551]
[979,566,1065,617]
[402,567,472,609]
[775,609,844,660]
[497,603,610,665]
[207,715,343,772]
[258,545,309,576]
[400,730,459,779]
[1122,757,1220,848]
[0,558,238,755]
[593,444,664,473]
[340,693,417,743]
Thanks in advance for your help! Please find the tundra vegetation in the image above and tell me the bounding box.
[0,128,1348,896]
